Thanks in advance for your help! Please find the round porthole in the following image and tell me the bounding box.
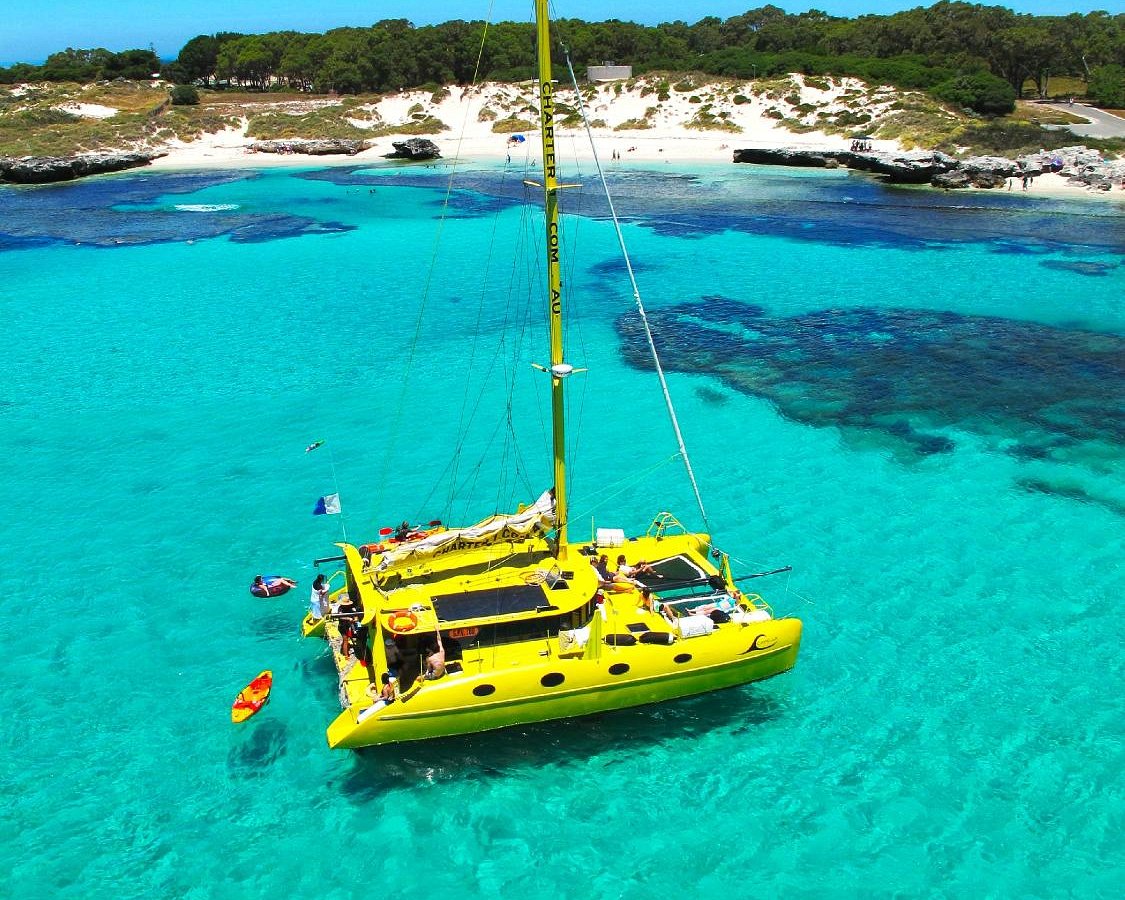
[541,672,565,687]
[608,663,630,675]
[472,684,496,697]
[673,653,692,664]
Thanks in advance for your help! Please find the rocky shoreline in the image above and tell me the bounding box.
[248,138,369,156]
[733,145,1125,191]
[0,150,165,184]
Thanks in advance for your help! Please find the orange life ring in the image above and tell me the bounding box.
[361,543,386,555]
[385,610,418,633]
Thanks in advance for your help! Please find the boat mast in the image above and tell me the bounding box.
[536,0,569,554]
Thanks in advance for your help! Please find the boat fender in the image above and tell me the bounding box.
[604,633,637,646]
[386,610,418,633]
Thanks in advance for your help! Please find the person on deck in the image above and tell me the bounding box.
[591,554,613,587]
[424,629,446,680]
[310,574,330,619]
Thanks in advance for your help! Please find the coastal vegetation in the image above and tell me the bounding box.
[2,5,1123,163]
[4,72,1122,161]
[3,4,1124,116]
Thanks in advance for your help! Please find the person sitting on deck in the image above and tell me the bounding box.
[359,672,398,720]
[379,672,398,703]
[614,555,639,582]
[590,554,613,587]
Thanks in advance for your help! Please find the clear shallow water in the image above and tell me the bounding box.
[0,159,1122,898]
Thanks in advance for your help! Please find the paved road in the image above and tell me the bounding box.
[1039,103,1125,139]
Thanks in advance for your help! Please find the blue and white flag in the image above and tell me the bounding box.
[313,493,341,516]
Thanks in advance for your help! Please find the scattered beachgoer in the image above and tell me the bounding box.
[395,520,411,541]
[640,587,657,614]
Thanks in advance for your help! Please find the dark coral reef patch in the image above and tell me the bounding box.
[616,297,1125,466]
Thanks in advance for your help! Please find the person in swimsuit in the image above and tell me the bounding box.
[424,628,446,680]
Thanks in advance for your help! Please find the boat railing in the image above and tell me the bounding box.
[646,512,690,540]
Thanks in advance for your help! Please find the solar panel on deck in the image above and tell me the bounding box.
[432,584,546,621]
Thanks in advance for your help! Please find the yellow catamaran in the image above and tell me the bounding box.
[303,1,802,749]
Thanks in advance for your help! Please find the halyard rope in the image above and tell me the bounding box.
[560,47,715,539]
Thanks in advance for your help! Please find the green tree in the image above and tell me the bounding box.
[103,49,160,80]
[170,84,200,105]
[1087,64,1125,106]
[177,35,220,85]
[933,71,1016,114]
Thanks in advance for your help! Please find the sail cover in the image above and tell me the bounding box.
[375,489,556,567]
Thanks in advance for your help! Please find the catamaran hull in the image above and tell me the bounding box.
[327,618,801,748]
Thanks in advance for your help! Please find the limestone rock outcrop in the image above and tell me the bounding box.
[249,139,368,156]
[0,150,165,184]
[385,138,441,160]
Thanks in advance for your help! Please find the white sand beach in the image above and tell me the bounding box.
[133,77,1124,199]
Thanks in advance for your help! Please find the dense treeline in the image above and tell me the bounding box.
[3,4,1125,110]
[0,47,159,83]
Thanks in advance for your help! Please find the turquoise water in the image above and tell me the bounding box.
[1,158,1122,898]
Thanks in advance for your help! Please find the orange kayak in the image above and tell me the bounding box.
[231,670,273,723]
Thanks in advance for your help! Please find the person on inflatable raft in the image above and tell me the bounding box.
[251,575,297,598]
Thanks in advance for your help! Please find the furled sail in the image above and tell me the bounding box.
[374,489,556,567]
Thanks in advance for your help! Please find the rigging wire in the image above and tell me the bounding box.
[559,47,716,541]
[375,3,498,519]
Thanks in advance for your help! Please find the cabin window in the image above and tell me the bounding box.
[673,653,692,664]
[473,684,496,697]
[608,663,629,675]
[540,672,565,687]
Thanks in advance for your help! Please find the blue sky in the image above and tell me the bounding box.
[2,1,1114,65]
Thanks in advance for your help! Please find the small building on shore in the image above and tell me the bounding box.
[587,63,632,83]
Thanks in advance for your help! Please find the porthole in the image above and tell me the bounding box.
[472,684,496,697]
[541,672,565,687]
[608,663,630,676]
[673,653,692,664]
